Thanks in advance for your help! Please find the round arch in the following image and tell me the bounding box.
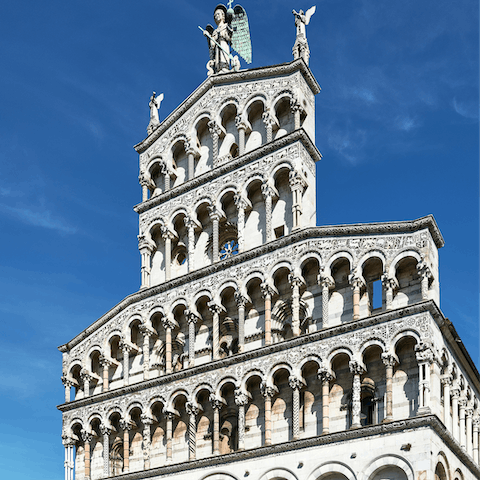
[258,468,299,480]
[307,462,357,480]
[361,455,414,480]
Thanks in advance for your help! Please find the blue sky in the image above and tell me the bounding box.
[0,1,478,478]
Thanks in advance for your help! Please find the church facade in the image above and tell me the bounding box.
[58,5,480,480]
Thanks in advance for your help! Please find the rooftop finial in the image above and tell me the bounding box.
[292,6,316,66]
[147,91,164,135]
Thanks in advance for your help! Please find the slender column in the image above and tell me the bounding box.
[318,367,335,434]
[120,420,133,473]
[466,408,473,455]
[161,227,174,282]
[81,430,93,480]
[141,414,154,470]
[61,376,74,403]
[415,343,434,414]
[261,183,274,242]
[62,435,75,480]
[234,195,247,253]
[382,353,398,422]
[459,397,467,449]
[349,361,365,429]
[417,261,432,300]
[185,140,197,180]
[120,342,133,386]
[261,283,274,346]
[138,235,155,289]
[162,317,176,374]
[186,310,198,367]
[139,172,154,202]
[185,402,200,461]
[100,423,111,477]
[473,417,479,463]
[208,302,222,360]
[159,162,170,191]
[318,273,334,328]
[441,375,453,431]
[381,275,398,311]
[290,99,301,130]
[140,325,154,381]
[289,274,303,336]
[80,369,93,398]
[235,389,249,450]
[452,388,460,441]
[99,356,112,392]
[349,275,364,321]
[185,217,196,272]
[262,110,274,143]
[165,411,174,463]
[208,120,221,166]
[210,395,223,455]
[235,116,247,156]
[235,293,248,353]
[261,383,277,446]
[289,170,305,231]
[289,376,303,440]
[208,206,221,263]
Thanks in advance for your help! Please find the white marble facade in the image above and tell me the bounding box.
[59,33,480,480]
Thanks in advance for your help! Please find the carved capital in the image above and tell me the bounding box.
[119,419,134,431]
[185,401,200,416]
[288,273,304,289]
[349,274,365,290]
[162,316,177,331]
[81,429,94,443]
[317,367,335,383]
[185,309,200,324]
[261,182,275,199]
[441,375,453,386]
[234,292,248,308]
[234,193,248,211]
[209,394,224,410]
[318,274,334,289]
[288,375,304,391]
[141,414,155,426]
[139,324,155,337]
[417,261,432,279]
[99,423,112,436]
[62,434,76,446]
[260,282,275,299]
[234,389,249,406]
[61,375,75,388]
[381,353,398,368]
[207,205,221,222]
[290,98,301,113]
[208,120,221,137]
[289,169,306,190]
[260,382,278,398]
[451,388,461,399]
[415,342,436,364]
[349,360,366,376]
[207,301,224,315]
[99,355,114,368]
[235,115,247,131]
[80,369,93,382]
[160,225,176,241]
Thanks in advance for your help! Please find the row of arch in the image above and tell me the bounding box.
[64,249,434,400]
[140,89,307,199]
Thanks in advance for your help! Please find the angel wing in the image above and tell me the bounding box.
[231,5,252,64]
[156,93,164,103]
[305,5,316,25]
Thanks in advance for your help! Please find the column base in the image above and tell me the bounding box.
[350,423,361,429]
[382,417,394,423]
[417,406,431,415]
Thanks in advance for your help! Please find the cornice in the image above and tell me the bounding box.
[58,300,441,412]
[62,415,480,480]
[134,129,321,214]
[57,215,444,353]
[134,58,320,154]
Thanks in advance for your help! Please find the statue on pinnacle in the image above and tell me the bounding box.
[292,6,316,66]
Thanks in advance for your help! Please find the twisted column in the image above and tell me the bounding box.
[417,260,432,300]
[441,375,453,431]
[81,430,93,480]
[235,389,249,450]
[262,109,275,143]
[140,325,154,381]
[289,376,303,440]
[140,414,154,470]
[261,383,277,446]
[120,341,133,386]
[208,302,223,360]
[349,361,365,429]
[289,274,303,336]
[210,395,223,455]
[261,283,274,346]
[318,273,334,328]
[261,183,274,242]
[318,367,335,434]
[288,170,306,231]
[382,353,398,421]
[61,375,74,403]
[100,423,111,477]
[186,402,200,461]
[208,120,221,166]
[234,194,247,253]
[186,310,198,367]
[451,388,460,441]
[235,116,247,156]
[185,217,196,272]
[138,235,155,289]
[162,317,176,374]
[235,293,248,353]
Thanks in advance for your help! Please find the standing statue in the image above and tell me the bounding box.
[147,91,164,134]
[199,3,252,76]
[292,6,316,66]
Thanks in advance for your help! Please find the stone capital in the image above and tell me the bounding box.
[260,282,275,299]
[207,205,221,222]
[381,274,398,290]
[119,419,135,431]
[160,225,176,241]
[80,369,93,382]
[141,414,155,426]
[349,360,366,376]
[119,340,136,354]
[234,389,249,406]
[139,324,156,337]
[318,274,334,289]
[185,309,200,324]
[288,375,304,391]
[290,98,301,113]
[349,274,365,290]
[416,261,432,279]
[162,316,178,331]
[288,169,306,190]
[381,353,399,368]
[415,342,436,364]
[260,382,278,399]
[261,182,276,199]
[185,401,201,416]
[235,115,248,131]
[234,193,248,210]
[441,375,453,386]
[99,355,114,368]
[208,120,221,137]
[234,292,248,308]
[62,434,76,446]
[207,301,225,315]
[209,394,225,410]
[288,273,304,289]
[99,423,112,436]
[317,367,335,383]
[81,429,94,443]
[138,235,155,252]
[61,375,75,388]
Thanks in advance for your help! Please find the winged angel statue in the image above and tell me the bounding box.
[199,3,252,76]
[292,6,316,66]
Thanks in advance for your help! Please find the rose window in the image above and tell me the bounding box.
[220,239,239,260]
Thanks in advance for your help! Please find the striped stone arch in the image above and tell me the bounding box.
[258,468,299,480]
[307,462,357,480]
[361,454,414,480]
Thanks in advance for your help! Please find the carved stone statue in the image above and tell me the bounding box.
[200,3,252,76]
[292,6,316,66]
[147,91,164,134]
